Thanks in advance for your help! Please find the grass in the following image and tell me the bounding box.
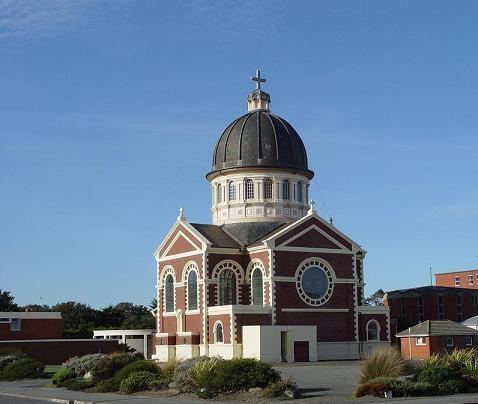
[359,346,405,384]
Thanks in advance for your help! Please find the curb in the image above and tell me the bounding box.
[0,391,96,403]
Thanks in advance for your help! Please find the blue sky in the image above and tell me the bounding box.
[1,1,477,308]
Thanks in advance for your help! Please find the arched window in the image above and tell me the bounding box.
[252,269,263,305]
[219,269,236,305]
[297,181,303,202]
[282,180,290,200]
[245,179,254,200]
[263,178,273,199]
[228,181,236,201]
[216,184,223,203]
[187,271,198,311]
[367,320,379,341]
[215,322,224,343]
[165,274,174,312]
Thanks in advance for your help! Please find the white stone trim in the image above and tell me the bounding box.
[0,312,61,319]
[295,257,336,306]
[277,224,351,251]
[208,305,272,315]
[213,320,224,343]
[281,308,349,313]
[274,246,353,254]
[357,305,390,314]
[161,230,202,259]
[365,319,381,341]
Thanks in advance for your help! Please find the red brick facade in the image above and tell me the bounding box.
[436,270,478,289]
[400,335,478,360]
[0,318,64,340]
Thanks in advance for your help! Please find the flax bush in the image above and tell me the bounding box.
[359,346,405,384]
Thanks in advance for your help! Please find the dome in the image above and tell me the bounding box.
[207,110,314,180]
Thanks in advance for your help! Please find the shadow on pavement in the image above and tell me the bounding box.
[298,387,331,398]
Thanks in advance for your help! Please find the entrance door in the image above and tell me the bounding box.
[294,341,310,362]
[280,331,288,362]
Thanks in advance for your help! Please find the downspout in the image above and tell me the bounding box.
[408,327,412,360]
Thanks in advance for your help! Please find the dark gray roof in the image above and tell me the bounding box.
[207,111,314,179]
[190,221,288,248]
[396,320,478,337]
[386,285,478,298]
[189,224,241,248]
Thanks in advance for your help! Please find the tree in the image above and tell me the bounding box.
[0,290,18,311]
[21,304,50,312]
[364,289,385,306]
[50,301,102,329]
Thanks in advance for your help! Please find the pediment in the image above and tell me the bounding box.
[284,228,341,249]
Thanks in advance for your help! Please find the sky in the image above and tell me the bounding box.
[0,0,477,308]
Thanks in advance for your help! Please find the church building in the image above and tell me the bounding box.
[152,72,390,362]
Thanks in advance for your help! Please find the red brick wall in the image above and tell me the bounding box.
[0,318,64,340]
[0,340,119,365]
[436,270,478,289]
[359,314,389,341]
[208,314,231,343]
[401,335,478,359]
[158,223,202,257]
[400,336,431,359]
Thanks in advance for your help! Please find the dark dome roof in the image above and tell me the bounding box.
[208,110,314,179]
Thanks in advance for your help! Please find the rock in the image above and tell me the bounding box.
[249,387,263,393]
[83,371,93,380]
[168,382,178,389]
[284,388,299,399]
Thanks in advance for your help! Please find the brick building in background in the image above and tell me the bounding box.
[384,286,478,338]
[435,269,478,289]
[152,72,390,363]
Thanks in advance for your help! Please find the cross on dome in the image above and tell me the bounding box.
[251,69,266,90]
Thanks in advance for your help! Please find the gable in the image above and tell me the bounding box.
[166,233,200,256]
[156,221,206,259]
[284,228,342,249]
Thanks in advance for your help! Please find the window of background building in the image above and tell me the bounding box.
[438,295,445,320]
[455,276,460,286]
[10,319,21,331]
[466,336,473,347]
[400,298,407,319]
[457,295,463,322]
[474,295,478,315]
[418,297,424,323]
[469,275,474,285]
[446,337,454,347]
[416,337,426,346]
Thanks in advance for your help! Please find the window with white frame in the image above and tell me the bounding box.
[282,179,290,200]
[165,274,175,313]
[415,337,426,346]
[366,320,379,341]
[466,336,473,347]
[469,275,474,285]
[245,179,254,200]
[446,337,454,347]
[214,322,224,343]
[228,181,236,201]
[187,270,198,311]
[219,269,236,305]
[251,268,264,306]
[216,184,223,203]
[455,276,460,286]
[10,318,21,331]
[263,178,273,199]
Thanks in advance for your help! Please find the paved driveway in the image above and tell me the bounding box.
[275,361,363,401]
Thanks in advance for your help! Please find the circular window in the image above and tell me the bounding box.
[296,259,334,306]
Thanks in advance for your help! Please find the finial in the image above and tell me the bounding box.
[177,207,186,222]
[329,217,334,226]
[251,69,266,90]
[307,199,316,215]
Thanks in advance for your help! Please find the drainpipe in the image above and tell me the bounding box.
[408,327,412,360]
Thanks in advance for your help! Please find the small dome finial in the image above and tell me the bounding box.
[247,69,270,112]
[177,206,186,222]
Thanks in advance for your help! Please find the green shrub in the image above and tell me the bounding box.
[358,376,435,398]
[63,353,106,376]
[415,364,459,386]
[62,377,95,391]
[119,371,166,394]
[95,377,120,392]
[51,368,75,385]
[359,346,405,384]
[0,348,27,358]
[0,355,18,370]
[262,379,297,398]
[190,357,221,397]
[213,358,280,392]
[0,358,45,380]
[159,358,177,382]
[172,356,211,393]
[437,378,467,395]
[91,352,138,381]
[114,360,161,382]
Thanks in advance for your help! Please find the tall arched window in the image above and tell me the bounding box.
[282,180,290,200]
[263,178,273,199]
[187,271,198,311]
[215,322,224,343]
[216,184,223,203]
[228,181,236,201]
[297,181,303,202]
[165,274,174,312]
[252,269,263,305]
[219,269,236,305]
[245,179,254,200]
[367,320,379,341]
